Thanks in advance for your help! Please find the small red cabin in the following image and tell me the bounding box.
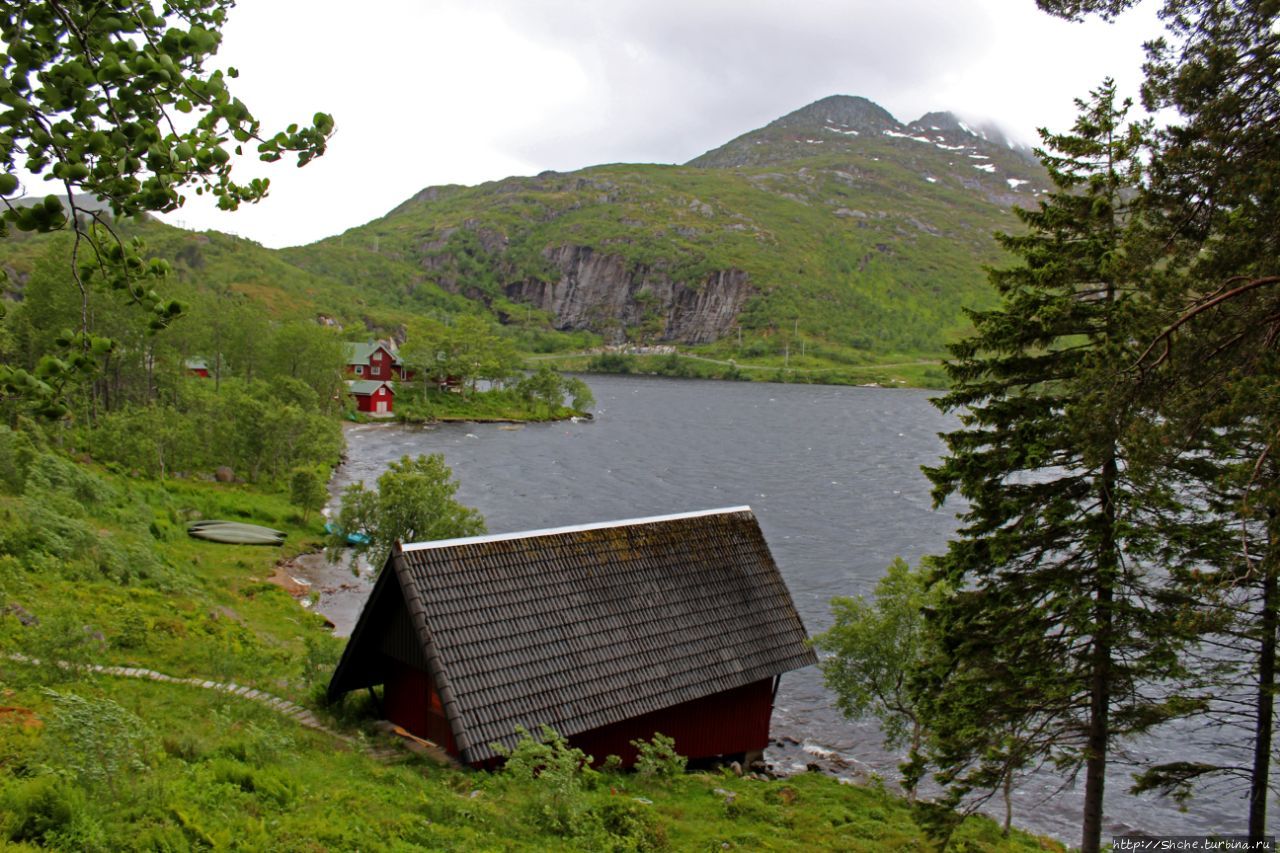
[184,358,210,378]
[327,507,816,767]
[347,379,395,414]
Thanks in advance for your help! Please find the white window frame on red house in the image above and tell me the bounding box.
[355,365,364,376]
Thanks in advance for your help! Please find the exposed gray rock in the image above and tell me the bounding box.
[6,603,38,626]
[504,245,753,345]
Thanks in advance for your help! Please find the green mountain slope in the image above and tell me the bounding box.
[0,216,471,333]
[0,95,1048,373]
[281,95,1048,361]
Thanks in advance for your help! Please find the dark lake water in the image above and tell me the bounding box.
[297,373,1253,842]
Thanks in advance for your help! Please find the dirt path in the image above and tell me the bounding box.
[9,654,461,764]
[9,653,352,745]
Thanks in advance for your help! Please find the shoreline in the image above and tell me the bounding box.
[392,411,591,426]
[525,351,947,390]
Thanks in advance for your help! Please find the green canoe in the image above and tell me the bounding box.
[186,520,286,546]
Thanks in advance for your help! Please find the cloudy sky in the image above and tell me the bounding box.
[158,0,1164,248]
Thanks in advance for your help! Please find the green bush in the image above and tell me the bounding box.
[38,689,153,798]
[590,798,668,851]
[206,758,297,807]
[70,379,342,485]
[13,613,106,684]
[496,725,599,837]
[0,427,36,494]
[300,633,344,690]
[24,452,115,511]
[587,352,635,373]
[653,353,692,378]
[631,733,687,780]
[0,775,78,845]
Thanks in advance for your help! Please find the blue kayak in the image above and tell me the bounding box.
[324,522,370,546]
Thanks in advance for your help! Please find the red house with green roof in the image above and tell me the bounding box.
[344,341,410,382]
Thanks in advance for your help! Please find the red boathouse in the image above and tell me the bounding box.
[346,379,395,414]
[327,507,816,767]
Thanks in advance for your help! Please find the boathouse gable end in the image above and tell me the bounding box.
[327,507,817,766]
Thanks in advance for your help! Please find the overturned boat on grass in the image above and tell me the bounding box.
[187,520,286,546]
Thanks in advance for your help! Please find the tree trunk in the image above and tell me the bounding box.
[1083,451,1119,853]
[907,719,921,804]
[1082,590,1112,853]
[1003,769,1013,837]
[1249,508,1279,841]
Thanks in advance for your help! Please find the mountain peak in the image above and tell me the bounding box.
[911,111,967,134]
[770,95,900,133]
[909,111,1034,159]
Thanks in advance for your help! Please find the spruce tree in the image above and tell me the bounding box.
[1036,2,1280,837]
[1126,365,1280,839]
[918,82,1193,853]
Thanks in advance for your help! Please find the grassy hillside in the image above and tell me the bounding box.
[0,217,473,334]
[0,443,1062,850]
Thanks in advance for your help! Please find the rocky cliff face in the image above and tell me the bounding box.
[504,245,753,344]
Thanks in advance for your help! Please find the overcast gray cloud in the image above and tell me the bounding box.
[157,0,1164,247]
[488,0,992,168]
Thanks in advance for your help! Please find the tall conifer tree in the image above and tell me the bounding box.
[1035,1,1280,837]
[918,83,1194,853]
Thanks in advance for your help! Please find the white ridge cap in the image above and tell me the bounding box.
[399,506,755,552]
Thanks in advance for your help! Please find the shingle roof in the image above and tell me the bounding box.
[329,507,816,764]
[345,379,394,396]
[345,341,398,365]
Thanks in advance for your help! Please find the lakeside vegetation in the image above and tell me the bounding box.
[0,431,1060,851]
[395,385,591,424]
[529,349,948,389]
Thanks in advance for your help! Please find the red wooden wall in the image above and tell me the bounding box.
[384,661,773,767]
[567,678,774,765]
[346,346,411,381]
[384,659,456,753]
[353,385,393,413]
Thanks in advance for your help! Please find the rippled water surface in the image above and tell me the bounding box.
[299,374,1252,841]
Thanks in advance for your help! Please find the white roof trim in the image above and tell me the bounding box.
[399,506,754,553]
